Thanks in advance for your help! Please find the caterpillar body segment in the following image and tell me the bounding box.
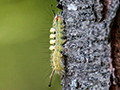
[50,28,56,33]
[49,14,65,87]
[56,45,63,51]
[50,39,65,45]
[49,45,63,51]
[50,34,56,39]
[49,45,55,51]
[56,33,63,38]
[56,39,66,45]
[50,40,56,44]
[49,33,63,39]
[51,50,65,75]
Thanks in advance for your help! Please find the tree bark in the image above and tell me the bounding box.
[110,4,120,90]
[57,0,120,90]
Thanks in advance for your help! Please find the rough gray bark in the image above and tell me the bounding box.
[57,0,119,90]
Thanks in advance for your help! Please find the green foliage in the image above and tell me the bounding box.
[0,0,61,90]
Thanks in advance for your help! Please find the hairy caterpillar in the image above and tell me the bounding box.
[48,13,65,87]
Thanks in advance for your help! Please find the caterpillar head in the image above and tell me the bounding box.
[55,15,63,24]
[53,15,63,26]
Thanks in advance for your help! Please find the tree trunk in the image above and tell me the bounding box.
[57,0,120,90]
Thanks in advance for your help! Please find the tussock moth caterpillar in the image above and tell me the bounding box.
[48,13,65,87]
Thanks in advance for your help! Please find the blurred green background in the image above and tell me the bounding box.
[0,0,62,90]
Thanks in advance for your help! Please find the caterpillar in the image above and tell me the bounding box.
[48,13,65,87]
